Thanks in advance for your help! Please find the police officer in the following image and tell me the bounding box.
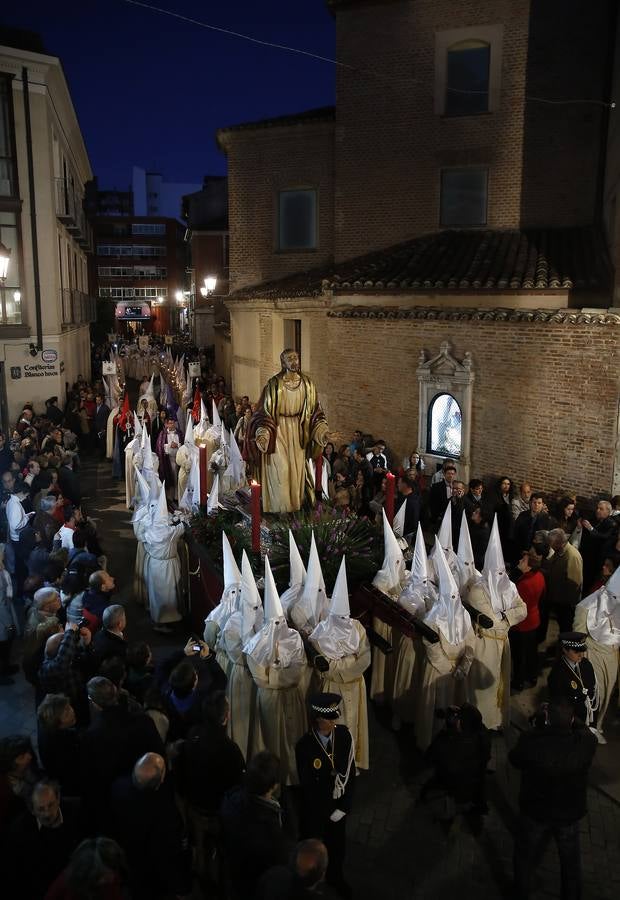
[547,632,599,731]
[295,693,355,899]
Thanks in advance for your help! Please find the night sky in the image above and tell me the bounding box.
[2,0,336,187]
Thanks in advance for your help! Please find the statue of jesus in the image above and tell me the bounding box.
[244,349,329,513]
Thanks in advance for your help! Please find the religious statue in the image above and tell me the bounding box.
[244,349,329,513]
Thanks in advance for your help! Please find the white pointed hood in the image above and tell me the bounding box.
[131,465,152,525]
[480,515,519,615]
[222,531,242,588]
[212,399,222,429]
[291,531,327,632]
[205,530,243,628]
[309,555,361,658]
[207,472,220,515]
[244,555,306,668]
[372,509,406,597]
[288,530,306,588]
[456,510,480,593]
[184,412,195,448]
[134,411,142,439]
[397,524,437,616]
[180,455,201,511]
[392,500,407,538]
[141,420,154,470]
[424,537,471,644]
[225,429,246,488]
[240,550,264,644]
[437,502,453,552]
[577,564,620,646]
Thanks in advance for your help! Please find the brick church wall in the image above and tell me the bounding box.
[325,313,619,497]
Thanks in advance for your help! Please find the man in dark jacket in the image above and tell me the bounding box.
[514,493,554,560]
[94,393,111,458]
[79,676,164,829]
[220,751,290,898]
[156,639,227,741]
[428,463,457,526]
[509,700,597,900]
[57,454,81,506]
[91,604,127,669]
[395,474,420,538]
[110,753,191,900]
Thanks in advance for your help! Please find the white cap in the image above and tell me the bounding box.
[372,509,405,596]
[411,524,430,585]
[424,537,471,644]
[288,530,306,588]
[226,429,245,486]
[241,550,264,644]
[264,555,284,620]
[481,515,518,614]
[152,484,169,524]
[200,398,208,427]
[437,502,453,552]
[134,411,142,438]
[296,531,327,627]
[212,399,222,429]
[180,456,201,511]
[329,556,350,617]
[140,421,154,471]
[222,531,242,588]
[456,510,480,591]
[184,412,195,447]
[393,500,407,538]
[134,465,150,506]
[207,472,220,515]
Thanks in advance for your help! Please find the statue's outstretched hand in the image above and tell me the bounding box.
[255,427,270,453]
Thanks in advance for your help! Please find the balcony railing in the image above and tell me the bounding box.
[60,289,97,326]
[54,177,91,248]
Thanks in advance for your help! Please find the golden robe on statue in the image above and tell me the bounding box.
[245,353,328,514]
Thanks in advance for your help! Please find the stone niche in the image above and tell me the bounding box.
[416,341,475,483]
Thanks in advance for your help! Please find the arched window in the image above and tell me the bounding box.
[427,393,462,458]
[446,39,490,116]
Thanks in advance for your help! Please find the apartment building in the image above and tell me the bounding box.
[0,28,95,424]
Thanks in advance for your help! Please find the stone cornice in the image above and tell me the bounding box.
[327,306,620,325]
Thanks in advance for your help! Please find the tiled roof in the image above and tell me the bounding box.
[327,307,620,325]
[230,227,610,299]
[216,106,335,143]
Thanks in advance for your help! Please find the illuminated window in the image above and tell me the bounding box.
[427,393,462,458]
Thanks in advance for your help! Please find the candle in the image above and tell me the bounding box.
[315,453,323,498]
[385,471,396,525]
[199,445,208,506]
[251,480,261,553]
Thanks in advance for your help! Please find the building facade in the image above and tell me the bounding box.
[0,29,95,427]
[90,214,187,337]
[132,166,201,220]
[218,0,620,497]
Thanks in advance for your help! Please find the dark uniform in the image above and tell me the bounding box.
[547,633,598,727]
[296,695,355,899]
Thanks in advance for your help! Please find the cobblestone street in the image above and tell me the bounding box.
[1,459,619,900]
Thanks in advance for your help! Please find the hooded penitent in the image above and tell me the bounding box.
[240,550,265,645]
[244,555,306,668]
[424,537,471,644]
[476,515,520,616]
[207,472,220,516]
[290,531,328,631]
[577,564,620,647]
[456,510,480,593]
[280,530,307,615]
[398,524,437,616]
[205,532,243,628]
[372,509,407,597]
[309,555,361,658]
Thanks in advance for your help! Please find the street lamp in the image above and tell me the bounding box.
[200,275,217,298]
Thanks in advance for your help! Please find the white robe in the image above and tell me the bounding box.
[143,522,184,624]
[573,604,619,729]
[466,583,527,730]
[247,656,308,786]
[106,405,119,459]
[221,611,259,760]
[416,628,475,751]
[311,620,371,770]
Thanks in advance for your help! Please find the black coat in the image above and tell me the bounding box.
[94,403,110,435]
[220,787,290,895]
[37,726,82,797]
[514,510,554,557]
[395,491,420,537]
[295,725,355,838]
[509,725,596,824]
[91,628,128,668]
[156,649,227,741]
[110,775,190,900]
[176,722,245,813]
[547,656,598,726]
[58,466,81,506]
[429,481,451,524]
